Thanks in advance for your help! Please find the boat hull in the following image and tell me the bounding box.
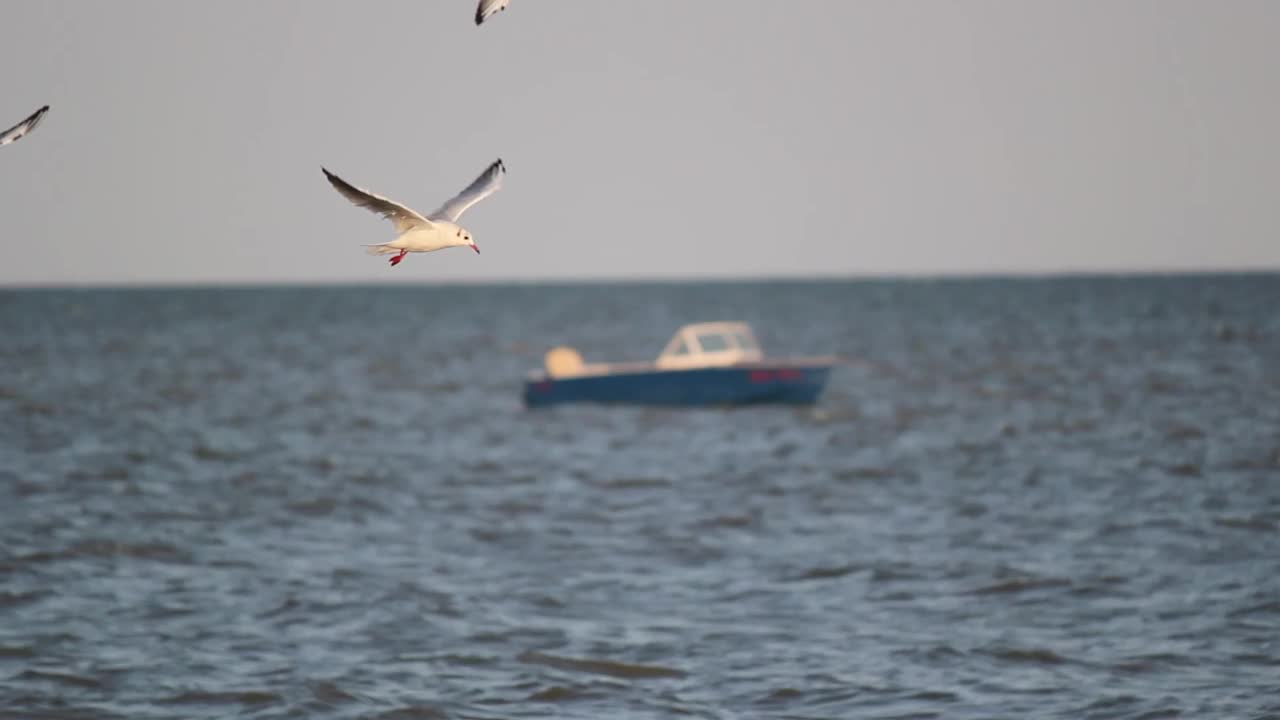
[522,363,833,409]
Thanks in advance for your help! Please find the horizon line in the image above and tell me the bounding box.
[2,266,1277,291]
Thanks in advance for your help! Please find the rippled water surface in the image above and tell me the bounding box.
[2,276,1279,719]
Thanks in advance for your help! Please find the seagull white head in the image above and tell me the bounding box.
[434,219,481,254]
[460,228,479,254]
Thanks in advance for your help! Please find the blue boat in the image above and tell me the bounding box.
[522,322,837,408]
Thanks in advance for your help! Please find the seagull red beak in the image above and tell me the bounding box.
[471,243,480,254]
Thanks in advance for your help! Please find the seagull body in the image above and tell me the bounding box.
[322,159,505,267]
[475,0,511,25]
[1,105,49,147]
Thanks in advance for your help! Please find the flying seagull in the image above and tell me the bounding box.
[322,159,506,267]
[475,0,511,25]
[1,105,49,147]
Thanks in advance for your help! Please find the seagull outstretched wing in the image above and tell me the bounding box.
[429,158,506,222]
[322,168,435,234]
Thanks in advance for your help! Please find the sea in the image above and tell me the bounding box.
[1,275,1278,719]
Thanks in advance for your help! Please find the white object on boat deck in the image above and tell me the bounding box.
[544,346,584,377]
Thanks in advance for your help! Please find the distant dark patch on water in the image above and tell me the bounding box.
[16,670,105,690]
[366,704,451,719]
[698,512,758,529]
[981,646,1073,666]
[970,577,1072,596]
[527,684,595,702]
[307,679,360,704]
[517,650,687,680]
[1111,653,1197,674]
[784,563,863,582]
[1228,600,1280,618]
[597,476,672,490]
[0,591,46,609]
[160,689,284,706]
[755,686,804,704]
[1214,514,1277,532]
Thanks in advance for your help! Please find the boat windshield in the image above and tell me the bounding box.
[696,332,732,353]
[667,338,691,356]
[732,330,760,352]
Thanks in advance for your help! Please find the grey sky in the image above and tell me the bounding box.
[1,1,1277,285]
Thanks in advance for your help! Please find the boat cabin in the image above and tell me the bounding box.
[655,322,764,370]
[539,321,769,379]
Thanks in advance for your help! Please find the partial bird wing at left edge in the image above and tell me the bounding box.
[476,0,511,26]
[0,105,50,146]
